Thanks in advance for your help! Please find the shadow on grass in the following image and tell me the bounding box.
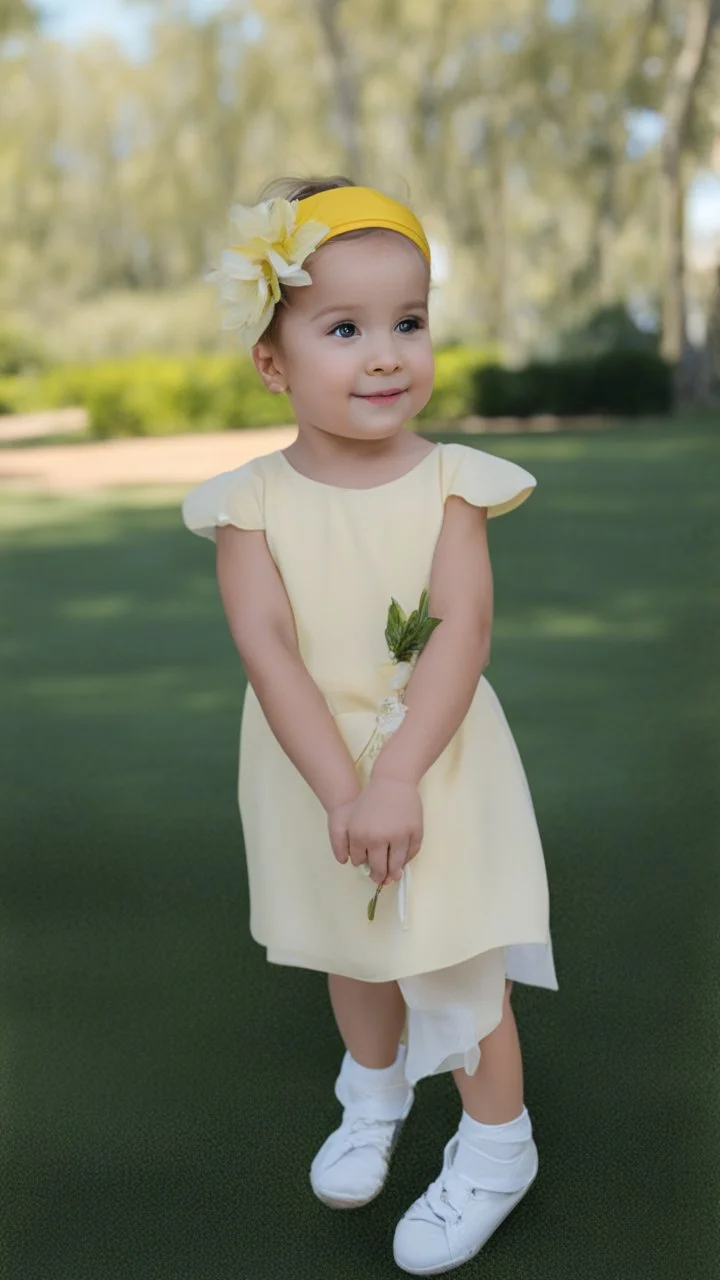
[1,422,719,1278]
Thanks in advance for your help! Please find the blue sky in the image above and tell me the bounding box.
[42,0,225,56]
[40,0,719,240]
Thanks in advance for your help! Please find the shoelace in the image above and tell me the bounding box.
[420,1170,468,1227]
[344,1114,398,1157]
[408,1140,485,1228]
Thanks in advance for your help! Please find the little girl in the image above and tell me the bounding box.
[182,176,557,1275]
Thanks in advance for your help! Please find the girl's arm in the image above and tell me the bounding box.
[215,525,361,816]
[372,495,493,789]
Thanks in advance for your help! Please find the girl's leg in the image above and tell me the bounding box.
[311,975,412,1209]
[393,981,536,1275]
[452,980,524,1122]
[328,973,406,1067]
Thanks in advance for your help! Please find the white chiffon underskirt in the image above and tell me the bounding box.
[398,940,558,1086]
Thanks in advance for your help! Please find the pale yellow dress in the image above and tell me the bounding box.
[182,441,557,1084]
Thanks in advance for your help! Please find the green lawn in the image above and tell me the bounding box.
[2,421,719,1279]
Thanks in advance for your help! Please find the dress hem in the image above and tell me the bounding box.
[257,928,556,987]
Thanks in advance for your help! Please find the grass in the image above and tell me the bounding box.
[1,419,719,1279]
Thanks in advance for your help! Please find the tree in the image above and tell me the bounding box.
[1,0,719,365]
[0,0,35,37]
[658,0,720,385]
[314,0,365,180]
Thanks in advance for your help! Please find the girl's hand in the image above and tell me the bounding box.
[330,778,423,886]
[328,798,359,867]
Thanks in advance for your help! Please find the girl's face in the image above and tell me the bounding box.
[253,230,434,442]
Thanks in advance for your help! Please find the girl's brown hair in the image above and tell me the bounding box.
[258,174,356,203]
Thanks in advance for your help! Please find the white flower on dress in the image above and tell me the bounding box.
[206,199,329,348]
[357,590,443,928]
[387,661,414,692]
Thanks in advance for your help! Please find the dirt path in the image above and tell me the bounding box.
[0,407,88,443]
[0,411,624,495]
[0,427,298,494]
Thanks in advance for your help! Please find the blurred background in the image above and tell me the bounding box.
[1,4,719,1280]
[0,0,719,427]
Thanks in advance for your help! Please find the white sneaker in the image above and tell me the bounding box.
[393,1133,538,1275]
[310,1049,414,1210]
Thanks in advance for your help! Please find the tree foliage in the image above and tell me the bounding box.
[0,0,718,389]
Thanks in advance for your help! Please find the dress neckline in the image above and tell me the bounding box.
[277,443,441,493]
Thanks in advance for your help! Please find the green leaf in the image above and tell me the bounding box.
[367,884,382,921]
[385,599,410,658]
[385,591,442,663]
[418,617,443,644]
[390,598,407,627]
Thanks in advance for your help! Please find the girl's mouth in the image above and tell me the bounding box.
[357,388,408,405]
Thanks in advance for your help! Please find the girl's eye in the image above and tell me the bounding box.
[330,322,358,339]
[396,316,422,334]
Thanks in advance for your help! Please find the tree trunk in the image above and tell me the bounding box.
[315,0,364,180]
[659,0,720,400]
[589,0,661,307]
[486,113,510,348]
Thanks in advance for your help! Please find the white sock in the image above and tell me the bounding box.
[455,1108,536,1193]
[344,1043,407,1090]
[459,1106,532,1146]
[337,1045,411,1122]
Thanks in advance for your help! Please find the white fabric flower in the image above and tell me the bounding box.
[388,660,414,692]
[206,198,329,348]
[376,695,408,737]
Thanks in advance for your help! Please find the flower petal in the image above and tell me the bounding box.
[219,248,263,280]
[242,298,275,348]
[229,201,275,244]
[265,247,294,277]
[285,268,313,287]
[290,219,330,260]
[268,197,295,244]
[268,268,282,304]
[211,196,318,344]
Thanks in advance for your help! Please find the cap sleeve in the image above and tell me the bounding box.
[182,460,264,542]
[440,443,536,518]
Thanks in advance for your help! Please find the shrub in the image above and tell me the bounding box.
[20,355,292,438]
[418,345,500,419]
[0,376,21,414]
[0,327,49,376]
[0,344,500,435]
[473,351,674,418]
[560,303,660,358]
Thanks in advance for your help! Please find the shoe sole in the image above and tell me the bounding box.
[313,1189,384,1210]
[393,1172,537,1275]
[311,1114,410,1211]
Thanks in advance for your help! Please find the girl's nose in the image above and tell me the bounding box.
[367,346,402,374]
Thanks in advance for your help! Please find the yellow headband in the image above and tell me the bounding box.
[296,186,431,265]
[208,185,429,348]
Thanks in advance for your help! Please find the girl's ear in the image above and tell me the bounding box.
[252,341,288,395]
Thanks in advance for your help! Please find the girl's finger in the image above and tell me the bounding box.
[406,828,423,862]
[348,839,368,868]
[387,838,410,882]
[332,836,349,864]
[367,841,390,885]
[328,817,349,864]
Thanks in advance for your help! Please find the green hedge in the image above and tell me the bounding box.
[17,355,294,439]
[0,376,23,415]
[418,344,499,419]
[474,351,674,418]
[0,346,497,438]
[0,327,49,376]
